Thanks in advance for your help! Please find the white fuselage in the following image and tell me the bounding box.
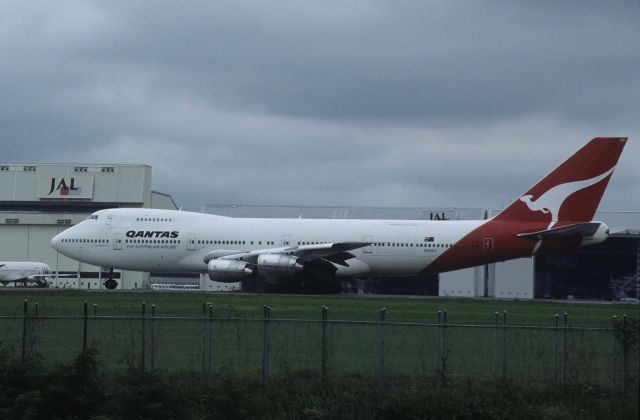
[51,208,484,277]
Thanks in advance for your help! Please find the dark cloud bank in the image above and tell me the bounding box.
[1,1,638,211]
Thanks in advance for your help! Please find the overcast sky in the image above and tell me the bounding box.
[2,1,638,212]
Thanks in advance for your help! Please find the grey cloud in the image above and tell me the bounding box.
[56,1,638,125]
[1,1,638,212]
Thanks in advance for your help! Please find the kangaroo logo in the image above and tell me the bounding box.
[519,167,614,230]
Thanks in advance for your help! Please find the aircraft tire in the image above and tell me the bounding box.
[104,279,118,290]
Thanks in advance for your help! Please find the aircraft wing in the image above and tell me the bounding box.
[176,242,372,277]
[215,242,369,264]
[29,273,75,279]
[28,274,50,280]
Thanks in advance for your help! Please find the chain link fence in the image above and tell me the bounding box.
[1,301,638,397]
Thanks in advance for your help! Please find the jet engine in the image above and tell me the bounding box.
[35,277,53,288]
[257,254,303,277]
[208,259,253,283]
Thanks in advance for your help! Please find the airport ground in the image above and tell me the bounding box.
[0,288,637,326]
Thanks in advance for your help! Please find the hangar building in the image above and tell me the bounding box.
[0,163,176,289]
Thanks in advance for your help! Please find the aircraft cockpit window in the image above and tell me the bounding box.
[87,215,99,220]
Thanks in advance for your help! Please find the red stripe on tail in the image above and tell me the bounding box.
[494,137,626,225]
[423,137,627,274]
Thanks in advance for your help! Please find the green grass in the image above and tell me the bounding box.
[2,347,637,420]
[0,290,638,391]
[0,289,637,326]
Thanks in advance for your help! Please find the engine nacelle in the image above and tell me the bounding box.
[208,259,253,283]
[35,277,53,288]
[257,254,303,277]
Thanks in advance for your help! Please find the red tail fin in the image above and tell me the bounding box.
[494,137,627,226]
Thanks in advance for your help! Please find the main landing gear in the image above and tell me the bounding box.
[104,268,118,290]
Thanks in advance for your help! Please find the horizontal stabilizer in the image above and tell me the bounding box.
[517,222,603,240]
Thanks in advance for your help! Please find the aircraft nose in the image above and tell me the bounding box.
[50,233,63,252]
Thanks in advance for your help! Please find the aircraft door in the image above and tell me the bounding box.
[187,233,196,251]
[483,238,494,256]
[363,235,373,253]
[113,233,123,250]
[281,234,291,247]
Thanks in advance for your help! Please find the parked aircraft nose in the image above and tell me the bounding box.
[50,233,62,252]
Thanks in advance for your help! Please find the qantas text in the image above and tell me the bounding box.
[126,231,179,238]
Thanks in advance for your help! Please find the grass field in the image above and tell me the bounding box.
[0,289,637,326]
[0,290,638,392]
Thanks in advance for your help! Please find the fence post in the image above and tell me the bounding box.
[92,304,98,343]
[201,302,206,384]
[637,314,640,402]
[502,311,507,380]
[82,301,88,352]
[493,312,498,385]
[208,304,214,383]
[622,314,628,396]
[32,303,39,356]
[321,306,328,379]
[562,312,568,387]
[554,314,559,385]
[436,310,442,388]
[611,315,617,397]
[442,310,447,386]
[141,301,146,371]
[21,299,27,366]
[262,305,271,383]
[378,307,386,389]
[150,304,156,371]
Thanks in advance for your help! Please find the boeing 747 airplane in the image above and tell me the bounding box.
[51,137,627,290]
